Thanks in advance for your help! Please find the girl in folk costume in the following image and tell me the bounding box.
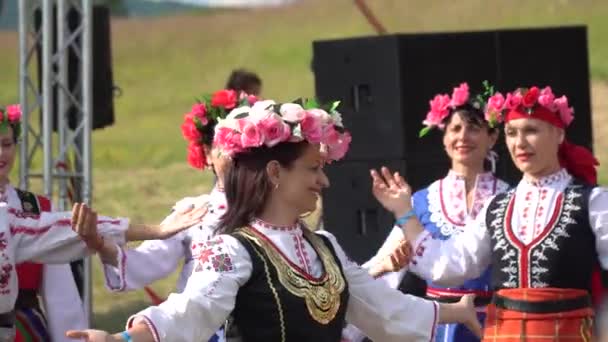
[100,90,257,342]
[371,85,606,341]
[343,82,510,342]
[0,105,206,341]
[66,99,482,342]
[0,104,86,342]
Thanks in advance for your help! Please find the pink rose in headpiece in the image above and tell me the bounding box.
[238,119,264,148]
[485,92,505,123]
[246,94,258,105]
[214,127,243,155]
[504,91,522,110]
[537,86,556,111]
[6,105,21,123]
[259,114,291,147]
[327,131,351,161]
[307,108,332,125]
[214,126,231,148]
[450,83,469,107]
[554,96,574,126]
[423,94,451,127]
[239,92,259,106]
[301,111,323,144]
[190,103,208,125]
[321,124,339,145]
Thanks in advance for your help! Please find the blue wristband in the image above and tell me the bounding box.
[395,210,415,226]
[121,331,133,342]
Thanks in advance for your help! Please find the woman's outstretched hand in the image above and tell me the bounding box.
[370,166,413,217]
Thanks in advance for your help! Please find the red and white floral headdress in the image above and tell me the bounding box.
[0,104,22,138]
[484,86,574,128]
[181,89,258,169]
[485,85,598,185]
[419,82,493,137]
[213,99,351,162]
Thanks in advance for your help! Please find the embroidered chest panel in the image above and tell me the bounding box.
[418,176,506,239]
[486,184,596,289]
[235,227,346,325]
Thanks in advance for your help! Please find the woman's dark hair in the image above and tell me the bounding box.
[217,141,309,234]
[443,103,498,134]
[200,121,217,147]
[225,69,262,95]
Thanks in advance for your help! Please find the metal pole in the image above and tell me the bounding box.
[18,0,29,189]
[42,0,53,198]
[57,0,68,211]
[81,0,93,326]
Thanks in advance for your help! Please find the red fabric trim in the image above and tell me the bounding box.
[10,218,122,236]
[426,287,493,298]
[505,106,565,129]
[504,193,563,287]
[35,195,52,212]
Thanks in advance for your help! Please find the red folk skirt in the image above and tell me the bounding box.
[483,288,594,341]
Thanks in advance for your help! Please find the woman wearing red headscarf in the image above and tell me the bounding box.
[371,85,604,341]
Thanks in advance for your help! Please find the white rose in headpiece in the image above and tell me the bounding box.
[248,100,276,122]
[226,106,251,120]
[280,103,306,123]
[330,110,344,127]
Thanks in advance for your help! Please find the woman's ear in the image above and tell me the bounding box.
[266,160,282,188]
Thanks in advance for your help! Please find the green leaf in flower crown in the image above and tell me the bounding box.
[193,116,204,130]
[329,100,341,112]
[418,126,431,138]
[0,121,8,134]
[201,94,213,104]
[304,98,319,110]
[238,97,249,107]
[233,112,249,119]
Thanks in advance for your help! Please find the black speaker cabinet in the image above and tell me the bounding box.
[35,5,115,130]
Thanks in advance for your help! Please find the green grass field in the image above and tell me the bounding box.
[1,0,608,332]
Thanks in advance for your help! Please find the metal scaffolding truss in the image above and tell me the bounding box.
[18,0,93,324]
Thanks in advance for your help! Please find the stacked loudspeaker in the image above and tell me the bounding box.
[35,5,115,131]
[313,26,592,263]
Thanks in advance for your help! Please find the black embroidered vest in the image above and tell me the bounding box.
[232,227,349,342]
[486,180,597,290]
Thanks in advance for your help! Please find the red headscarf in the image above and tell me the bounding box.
[503,87,599,185]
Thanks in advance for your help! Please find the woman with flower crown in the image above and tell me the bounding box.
[0,104,205,341]
[370,85,605,341]
[343,82,511,342]
[99,89,257,342]
[66,98,483,342]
